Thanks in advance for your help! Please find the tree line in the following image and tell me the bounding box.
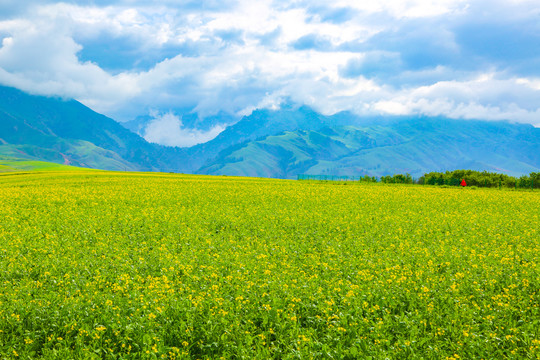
[379,170,539,189]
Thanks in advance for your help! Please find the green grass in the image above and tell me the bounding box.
[0,157,91,173]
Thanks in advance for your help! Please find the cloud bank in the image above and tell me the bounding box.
[0,0,540,146]
[143,111,225,147]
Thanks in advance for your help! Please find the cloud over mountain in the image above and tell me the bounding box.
[143,111,225,147]
[0,0,540,129]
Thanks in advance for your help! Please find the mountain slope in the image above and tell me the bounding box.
[181,105,359,172]
[0,86,186,171]
[198,118,540,178]
[1,85,538,178]
[0,156,87,172]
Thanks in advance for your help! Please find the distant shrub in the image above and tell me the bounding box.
[422,170,538,189]
[380,173,413,184]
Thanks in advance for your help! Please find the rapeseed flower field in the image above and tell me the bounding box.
[0,171,538,359]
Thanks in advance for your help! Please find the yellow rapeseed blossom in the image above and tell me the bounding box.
[0,171,538,358]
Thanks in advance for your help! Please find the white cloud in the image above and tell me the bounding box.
[366,75,540,126]
[287,0,469,19]
[373,100,410,115]
[143,111,225,147]
[0,15,141,114]
[0,0,539,141]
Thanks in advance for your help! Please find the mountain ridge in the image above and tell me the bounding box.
[198,119,540,178]
[1,85,538,178]
[0,85,187,171]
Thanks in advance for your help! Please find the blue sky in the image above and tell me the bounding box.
[1,0,540,146]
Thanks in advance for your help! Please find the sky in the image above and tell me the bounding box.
[1,0,540,146]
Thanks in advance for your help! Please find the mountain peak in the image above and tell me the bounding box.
[1,85,538,178]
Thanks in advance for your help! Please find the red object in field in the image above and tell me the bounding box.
[460,179,467,187]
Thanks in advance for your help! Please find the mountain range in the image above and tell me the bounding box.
[1,85,539,178]
[198,115,540,178]
[0,85,185,172]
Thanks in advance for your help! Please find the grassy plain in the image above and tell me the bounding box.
[0,171,539,359]
[0,157,86,173]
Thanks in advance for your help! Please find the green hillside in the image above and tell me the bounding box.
[0,141,139,171]
[199,119,540,178]
[1,85,539,178]
[182,106,335,173]
[0,85,186,171]
[0,156,87,172]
